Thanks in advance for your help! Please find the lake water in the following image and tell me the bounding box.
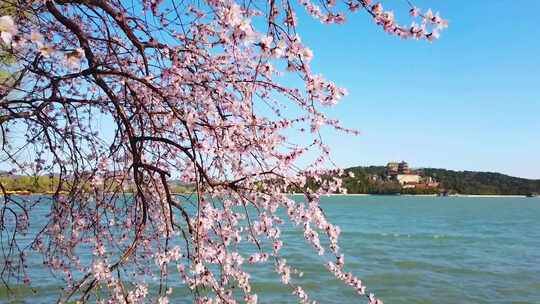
[2,196,540,303]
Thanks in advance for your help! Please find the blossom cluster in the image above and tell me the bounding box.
[365,1,448,41]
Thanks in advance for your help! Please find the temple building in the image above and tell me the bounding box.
[398,161,411,174]
[386,161,422,185]
[386,162,399,176]
[386,161,414,176]
[396,173,421,185]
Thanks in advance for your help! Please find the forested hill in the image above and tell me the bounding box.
[342,166,540,195]
[418,168,540,195]
[342,166,400,194]
[2,167,540,195]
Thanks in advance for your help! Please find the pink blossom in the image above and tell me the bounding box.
[30,31,43,45]
[301,47,314,62]
[92,260,111,282]
[226,4,243,26]
[372,3,383,15]
[0,15,16,43]
[260,35,273,50]
[158,296,169,304]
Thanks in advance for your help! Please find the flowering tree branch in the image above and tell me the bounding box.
[0,0,446,303]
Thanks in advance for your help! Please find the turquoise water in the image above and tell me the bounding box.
[2,196,540,303]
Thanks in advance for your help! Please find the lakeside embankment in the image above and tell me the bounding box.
[4,191,536,198]
[293,193,534,198]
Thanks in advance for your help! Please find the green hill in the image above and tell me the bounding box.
[341,166,540,195]
[418,168,540,195]
[342,166,401,194]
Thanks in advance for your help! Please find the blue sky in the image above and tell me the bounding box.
[3,1,538,179]
[294,1,540,178]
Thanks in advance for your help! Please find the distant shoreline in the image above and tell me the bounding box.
[3,192,533,198]
[452,194,527,198]
[293,193,531,198]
